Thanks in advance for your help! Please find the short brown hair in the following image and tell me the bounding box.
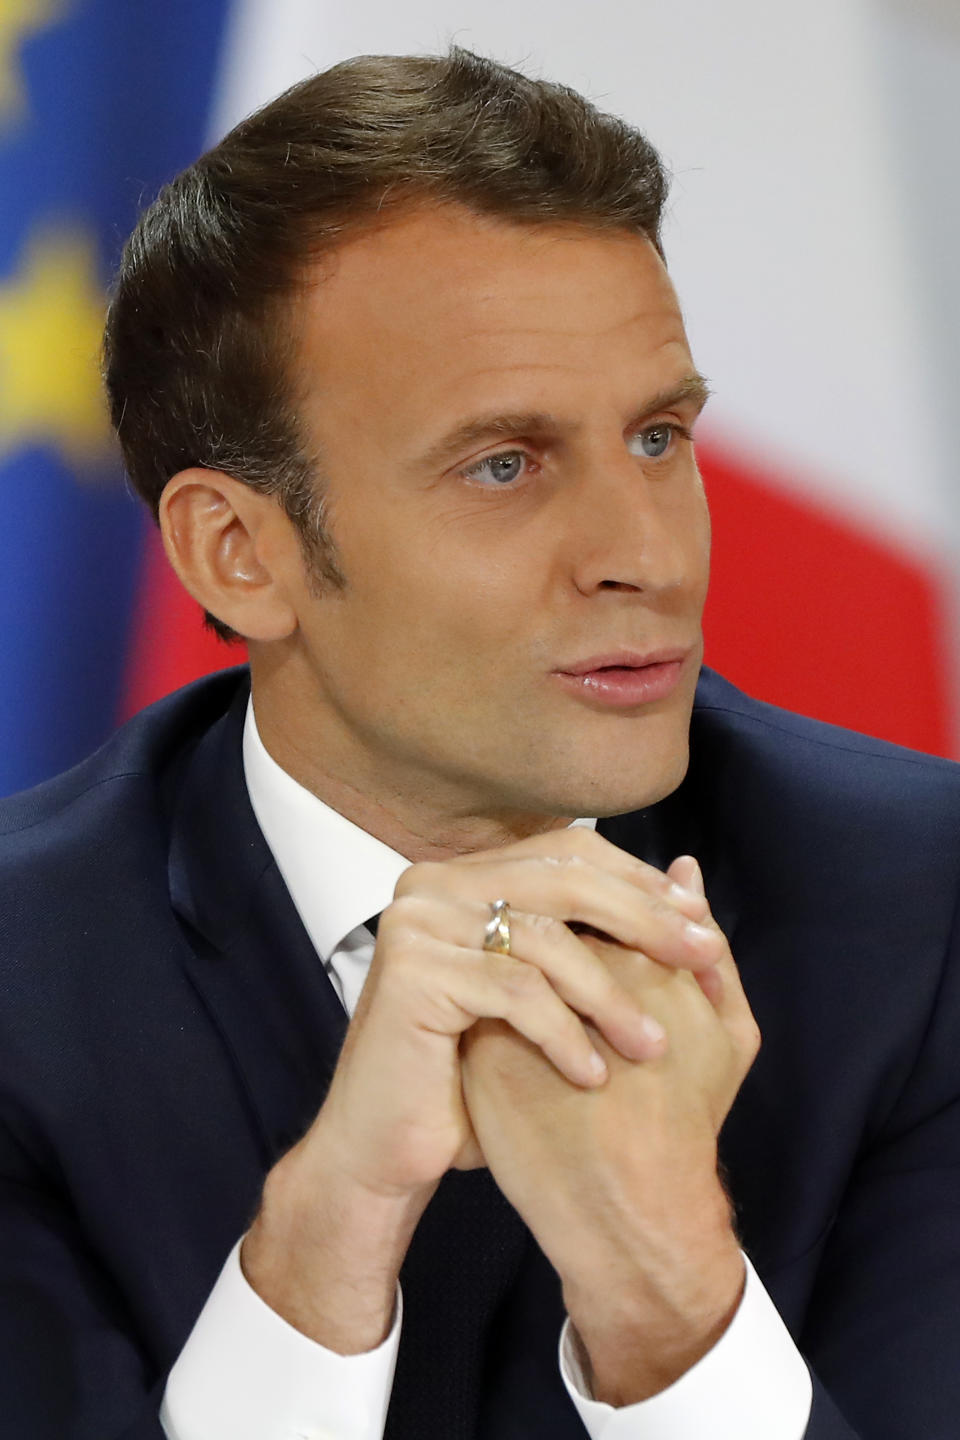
[103,47,669,640]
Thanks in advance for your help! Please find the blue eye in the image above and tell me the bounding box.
[462,451,527,485]
[629,425,674,459]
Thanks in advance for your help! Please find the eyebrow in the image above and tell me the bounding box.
[414,373,712,473]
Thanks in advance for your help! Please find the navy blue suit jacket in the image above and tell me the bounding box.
[1,666,958,1438]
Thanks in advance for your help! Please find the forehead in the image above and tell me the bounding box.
[295,205,692,442]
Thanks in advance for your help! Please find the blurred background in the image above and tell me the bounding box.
[2,0,959,795]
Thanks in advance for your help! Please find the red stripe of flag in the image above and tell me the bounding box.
[120,526,245,719]
[701,443,954,757]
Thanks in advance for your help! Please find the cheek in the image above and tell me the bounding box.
[700,482,712,553]
[687,480,712,592]
[322,549,514,677]
[377,542,526,639]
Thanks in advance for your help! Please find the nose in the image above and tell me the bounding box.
[567,442,708,600]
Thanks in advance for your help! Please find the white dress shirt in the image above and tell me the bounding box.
[160,701,813,1440]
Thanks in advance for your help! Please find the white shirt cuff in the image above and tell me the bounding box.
[559,1253,813,1439]
[160,1239,400,1440]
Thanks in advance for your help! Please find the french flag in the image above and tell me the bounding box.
[2,0,955,795]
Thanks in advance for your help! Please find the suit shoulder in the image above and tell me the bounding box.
[692,667,960,819]
[0,667,248,866]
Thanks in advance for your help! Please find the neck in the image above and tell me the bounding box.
[250,677,574,863]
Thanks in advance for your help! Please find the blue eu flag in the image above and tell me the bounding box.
[0,0,231,794]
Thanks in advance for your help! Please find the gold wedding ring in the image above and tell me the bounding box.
[482,898,512,955]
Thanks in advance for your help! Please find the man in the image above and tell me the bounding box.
[0,46,957,1440]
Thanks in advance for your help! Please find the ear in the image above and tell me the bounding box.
[158,469,299,641]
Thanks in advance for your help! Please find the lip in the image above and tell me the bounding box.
[559,648,689,676]
[552,648,691,708]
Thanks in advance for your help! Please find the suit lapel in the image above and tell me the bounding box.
[163,682,536,1434]
[167,681,348,1166]
[597,748,741,950]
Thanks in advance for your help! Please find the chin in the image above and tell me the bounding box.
[544,742,691,820]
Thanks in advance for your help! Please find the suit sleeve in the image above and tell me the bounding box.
[0,1111,403,1440]
[796,894,960,1440]
[0,1160,169,1439]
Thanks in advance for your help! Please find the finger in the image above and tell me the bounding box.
[503,910,668,1062]
[380,894,667,1062]
[451,951,612,1088]
[447,827,710,921]
[396,852,723,974]
[365,919,609,1087]
[666,859,725,1005]
[662,862,758,1050]
[695,965,724,1007]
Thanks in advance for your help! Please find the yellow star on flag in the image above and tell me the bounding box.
[0,225,115,469]
[0,0,66,130]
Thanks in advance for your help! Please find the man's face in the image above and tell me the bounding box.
[273,205,710,824]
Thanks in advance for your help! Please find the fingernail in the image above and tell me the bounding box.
[681,856,705,896]
[684,920,717,951]
[588,1051,608,1081]
[641,1015,666,1046]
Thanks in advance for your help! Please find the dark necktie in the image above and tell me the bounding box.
[362,910,581,1438]
[385,1168,530,1439]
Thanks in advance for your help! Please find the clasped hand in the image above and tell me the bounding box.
[323,828,757,1188]
[244,828,759,1384]
[461,860,759,1402]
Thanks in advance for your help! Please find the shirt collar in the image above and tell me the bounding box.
[242,700,409,961]
[242,698,597,961]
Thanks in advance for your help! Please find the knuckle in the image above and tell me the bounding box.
[380,893,428,934]
[392,866,416,898]
[393,860,443,897]
[551,826,595,854]
[557,851,588,872]
[497,959,547,1003]
[644,892,690,932]
[529,912,568,943]
[556,854,596,896]
[569,826,603,856]
[730,1017,761,1068]
[648,863,675,892]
